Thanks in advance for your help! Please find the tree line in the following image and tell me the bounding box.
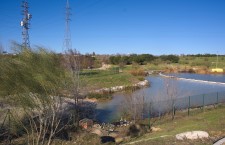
[184,54,225,57]
[109,54,179,65]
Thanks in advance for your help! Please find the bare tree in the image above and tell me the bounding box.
[120,91,146,123]
[12,94,68,145]
[61,49,81,126]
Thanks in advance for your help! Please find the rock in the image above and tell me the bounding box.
[151,127,162,132]
[93,124,101,129]
[111,86,124,92]
[79,118,93,130]
[136,80,149,87]
[176,131,209,140]
[115,137,124,144]
[92,80,148,94]
[109,131,119,138]
[91,128,103,136]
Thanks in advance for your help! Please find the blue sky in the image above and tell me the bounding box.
[0,0,225,55]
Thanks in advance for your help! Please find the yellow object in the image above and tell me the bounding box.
[211,68,224,73]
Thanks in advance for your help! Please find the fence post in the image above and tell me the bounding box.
[172,104,175,120]
[202,94,205,111]
[148,102,151,129]
[171,99,175,120]
[188,96,190,116]
[216,92,219,105]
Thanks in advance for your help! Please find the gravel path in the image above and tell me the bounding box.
[213,137,225,145]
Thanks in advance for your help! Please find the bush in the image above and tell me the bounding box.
[188,68,196,73]
[127,124,149,138]
[138,77,145,81]
[130,69,147,76]
[160,55,179,63]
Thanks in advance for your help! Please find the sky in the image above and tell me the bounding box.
[0,0,225,55]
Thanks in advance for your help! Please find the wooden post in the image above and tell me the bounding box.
[203,94,205,111]
[188,96,190,116]
[217,92,219,105]
[148,102,151,129]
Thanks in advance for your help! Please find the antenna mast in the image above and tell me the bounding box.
[63,0,72,52]
[21,0,32,48]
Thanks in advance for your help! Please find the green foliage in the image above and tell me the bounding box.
[79,68,140,92]
[0,44,80,144]
[109,55,122,65]
[109,54,181,65]
[109,54,156,65]
[160,55,179,63]
[187,53,219,57]
[138,77,145,81]
[0,45,66,103]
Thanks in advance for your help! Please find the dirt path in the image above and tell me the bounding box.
[213,137,225,145]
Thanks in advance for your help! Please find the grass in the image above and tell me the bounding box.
[79,68,140,93]
[125,105,225,145]
[79,56,225,94]
[2,105,225,145]
[179,56,225,69]
[129,56,225,73]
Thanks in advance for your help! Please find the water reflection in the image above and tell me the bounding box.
[96,74,225,122]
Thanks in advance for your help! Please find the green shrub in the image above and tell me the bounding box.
[138,77,145,81]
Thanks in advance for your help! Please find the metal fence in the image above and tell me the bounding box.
[95,91,225,124]
[1,91,225,144]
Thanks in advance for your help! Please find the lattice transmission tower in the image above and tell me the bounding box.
[63,0,72,52]
[21,0,32,48]
[63,0,81,124]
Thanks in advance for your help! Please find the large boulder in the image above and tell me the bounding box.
[176,131,209,140]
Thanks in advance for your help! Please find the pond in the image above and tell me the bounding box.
[96,73,225,122]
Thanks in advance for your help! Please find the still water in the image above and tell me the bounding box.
[96,73,225,122]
